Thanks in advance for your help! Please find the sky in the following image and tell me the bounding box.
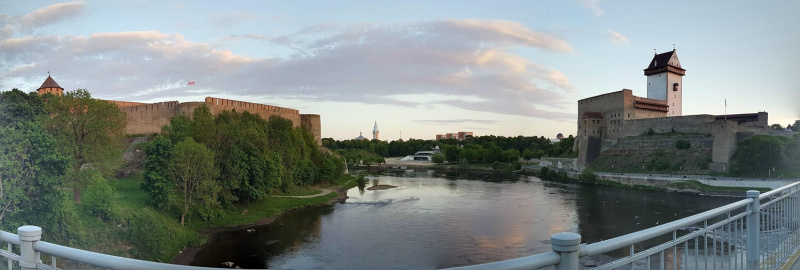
[1,1,798,141]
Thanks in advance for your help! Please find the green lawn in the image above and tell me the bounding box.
[69,173,358,263]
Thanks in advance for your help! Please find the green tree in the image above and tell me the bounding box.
[43,89,126,202]
[84,172,121,222]
[431,153,445,164]
[502,149,520,163]
[0,90,77,243]
[0,89,46,125]
[442,145,460,163]
[522,149,535,163]
[0,122,69,224]
[792,120,800,132]
[141,135,174,208]
[730,135,783,176]
[170,138,221,225]
[770,124,785,130]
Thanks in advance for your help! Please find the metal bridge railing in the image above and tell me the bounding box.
[449,181,800,270]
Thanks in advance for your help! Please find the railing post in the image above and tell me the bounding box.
[746,190,760,270]
[19,225,42,270]
[551,232,581,270]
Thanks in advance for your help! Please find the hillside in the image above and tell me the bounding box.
[589,133,714,174]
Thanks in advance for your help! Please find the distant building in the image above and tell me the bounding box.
[37,74,64,96]
[556,133,564,140]
[435,131,473,141]
[355,131,368,141]
[373,121,379,140]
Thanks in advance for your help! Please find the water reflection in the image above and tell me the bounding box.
[190,170,736,269]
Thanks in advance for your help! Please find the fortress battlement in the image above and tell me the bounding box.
[575,50,775,172]
[34,75,323,145]
[116,97,319,145]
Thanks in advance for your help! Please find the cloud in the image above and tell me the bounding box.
[19,1,86,30]
[580,0,604,16]
[0,19,576,121]
[414,119,501,125]
[606,30,629,44]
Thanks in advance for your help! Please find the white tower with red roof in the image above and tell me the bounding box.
[644,49,685,116]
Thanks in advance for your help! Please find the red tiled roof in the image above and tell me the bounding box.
[38,75,63,90]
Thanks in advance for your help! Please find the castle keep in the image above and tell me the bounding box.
[576,50,784,172]
[36,77,322,145]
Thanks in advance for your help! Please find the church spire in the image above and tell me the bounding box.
[372,121,379,140]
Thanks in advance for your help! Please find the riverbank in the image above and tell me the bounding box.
[172,177,356,265]
[535,167,773,196]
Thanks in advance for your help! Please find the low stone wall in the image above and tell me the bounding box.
[593,173,792,190]
[539,158,578,171]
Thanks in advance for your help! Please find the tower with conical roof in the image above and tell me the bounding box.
[372,121,379,140]
[644,49,685,116]
[37,74,64,96]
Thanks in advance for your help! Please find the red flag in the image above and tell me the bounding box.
[188,80,196,85]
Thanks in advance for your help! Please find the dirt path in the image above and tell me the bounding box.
[271,188,335,198]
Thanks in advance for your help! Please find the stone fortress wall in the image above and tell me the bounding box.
[575,50,793,172]
[116,97,322,145]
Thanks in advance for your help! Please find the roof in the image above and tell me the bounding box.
[355,131,367,140]
[644,50,685,76]
[38,75,63,90]
[373,121,379,133]
[583,111,604,119]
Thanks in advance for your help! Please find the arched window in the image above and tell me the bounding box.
[673,83,679,91]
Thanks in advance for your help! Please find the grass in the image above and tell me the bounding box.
[67,173,358,263]
[668,180,771,193]
[270,185,323,196]
[189,193,338,230]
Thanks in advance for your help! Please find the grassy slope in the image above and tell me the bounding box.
[73,173,356,263]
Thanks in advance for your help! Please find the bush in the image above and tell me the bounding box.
[579,169,597,183]
[644,128,656,136]
[675,140,691,150]
[431,153,445,164]
[84,173,121,222]
[128,208,201,262]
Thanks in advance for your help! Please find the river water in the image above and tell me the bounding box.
[189,170,737,269]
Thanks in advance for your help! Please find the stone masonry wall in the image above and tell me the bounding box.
[117,97,321,143]
[300,114,322,146]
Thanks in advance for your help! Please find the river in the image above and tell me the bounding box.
[188,169,736,269]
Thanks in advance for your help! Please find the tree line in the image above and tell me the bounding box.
[0,89,125,243]
[141,105,346,225]
[729,134,800,177]
[0,87,347,248]
[322,134,577,165]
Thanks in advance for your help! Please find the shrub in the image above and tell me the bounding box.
[128,208,201,262]
[84,173,121,222]
[675,140,691,150]
[579,169,597,183]
[431,153,445,164]
[644,128,656,136]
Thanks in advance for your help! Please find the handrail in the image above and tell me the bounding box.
[0,231,21,245]
[759,180,800,198]
[445,251,561,270]
[34,241,222,270]
[580,197,752,256]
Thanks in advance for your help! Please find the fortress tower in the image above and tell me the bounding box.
[373,121,379,140]
[37,74,64,96]
[645,49,685,116]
